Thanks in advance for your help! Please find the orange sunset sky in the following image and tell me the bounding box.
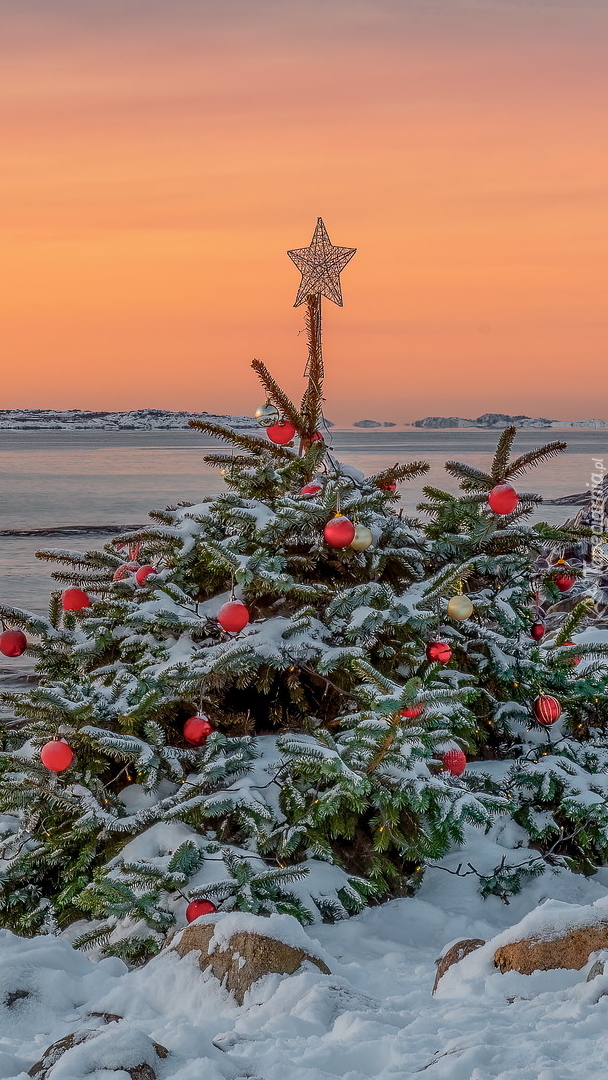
[2,0,608,425]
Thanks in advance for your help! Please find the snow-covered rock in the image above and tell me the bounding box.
[28,1022,169,1080]
[492,898,608,975]
[170,911,331,1004]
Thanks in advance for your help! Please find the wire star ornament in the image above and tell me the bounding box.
[287,218,356,307]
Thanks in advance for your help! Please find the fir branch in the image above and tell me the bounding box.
[0,603,65,640]
[203,454,260,469]
[490,427,517,482]
[443,461,493,490]
[504,441,567,481]
[368,461,430,486]
[553,598,595,645]
[188,418,296,460]
[250,358,304,431]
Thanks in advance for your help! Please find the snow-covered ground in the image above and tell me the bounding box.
[3,828,608,1080]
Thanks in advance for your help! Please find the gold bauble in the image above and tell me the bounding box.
[447,594,474,621]
[349,525,373,551]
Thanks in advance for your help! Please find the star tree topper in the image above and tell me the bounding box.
[287,218,356,307]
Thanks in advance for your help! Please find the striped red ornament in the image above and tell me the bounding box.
[532,695,562,725]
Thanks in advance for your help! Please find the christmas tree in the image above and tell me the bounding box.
[1,219,606,962]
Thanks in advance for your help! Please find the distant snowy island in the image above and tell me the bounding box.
[412,413,608,429]
[0,409,258,431]
[1,409,606,431]
[353,420,397,428]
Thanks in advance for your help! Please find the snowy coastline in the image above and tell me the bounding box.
[1,409,607,430]
[0,409,258,431]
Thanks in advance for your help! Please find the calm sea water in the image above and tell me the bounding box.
[0,428,604,625]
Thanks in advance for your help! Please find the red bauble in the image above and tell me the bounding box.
[400,705,425,719]
[217,600,250,632]
[61,587,91,611]
[300,482,323,495]
[135,565,157,587]
[488,483,519,515]
[267,421,296,445]
[442,748,467,776]
[0,629,27,657]
[310,431,324,443]
[532,695,562,725]
[554,569,576,593]
[324,515,356,548]
[530,622,546,641]
[562,642,582,666]
[183,716,214,746]
[113,562,139,582]
[40,740,74,772]
[185,898,217,922]
[426,641,452,664]
[379,481,397,493]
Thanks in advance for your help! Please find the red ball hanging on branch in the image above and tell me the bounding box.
[300,482,323,495]
[0,628,28,657]
[310,431,324,443]
[530,622,546,641]
[400,704,425,719]
[379,480,397,493]
[266,421,296,445]
[442,748,467,776]
[185,898,217,922]
[488,483,519,515]
[426,641,452,665]
[553,562,576,592]
[183,716,215,746]
[532,695,562,725]
[324,515,356,548]
[61,587,91,611]
[217,600,250,632]
[135,565,157,587]
[40,740,74,772]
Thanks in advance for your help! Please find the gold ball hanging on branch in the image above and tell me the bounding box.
[254,402,280,428]
[447,594,474,621]
[349,525,373,551]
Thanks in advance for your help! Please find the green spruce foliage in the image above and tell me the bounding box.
[1,296,606,959]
